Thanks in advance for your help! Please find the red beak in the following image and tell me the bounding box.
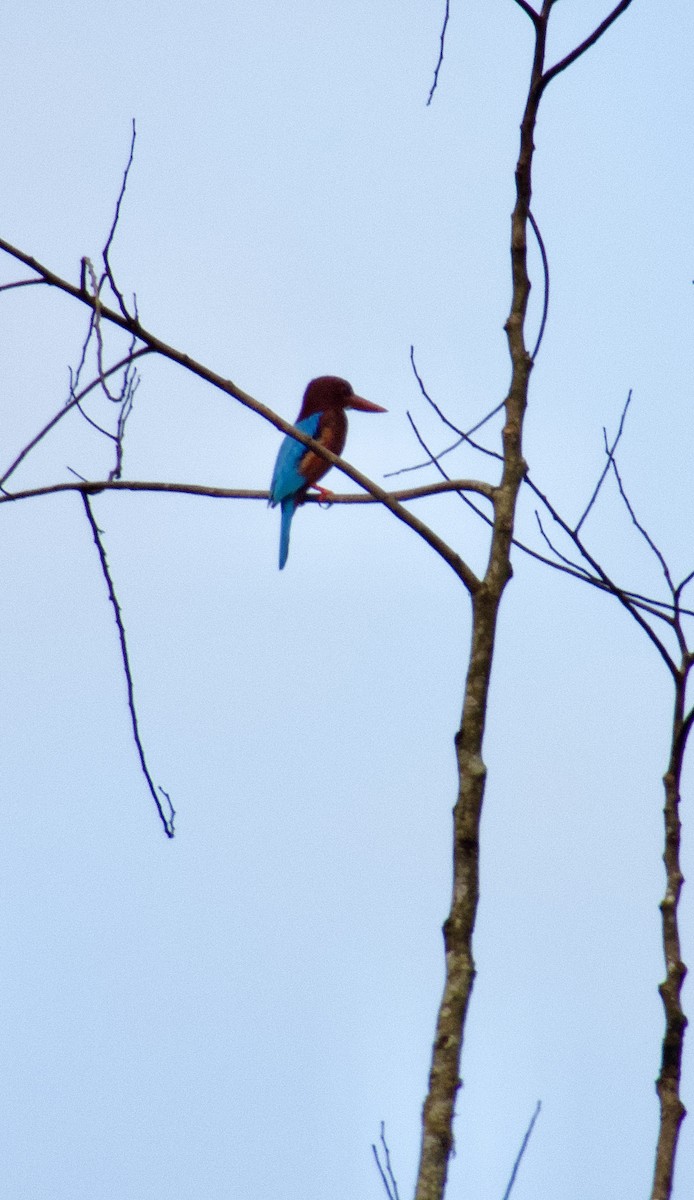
[348,394,387,413]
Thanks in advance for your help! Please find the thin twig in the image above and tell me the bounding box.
[511,0,539,24]
[81,493,175,838]
[427,0,450,105]
[540,1,635,93]
[525,472,678,676]
[102,120,137,319]
[0,277,48,293]
[407,412,495,540]
[609,454,676,595]
[528,210,549,360]
[535,511,594,578]
[575,390,632,535]
[677,568,694,600]
[0,348,151,489]
[385,347,503,480]
[410,347,504,463]
[501,1101,541,1200]
[371,1123,401,1200]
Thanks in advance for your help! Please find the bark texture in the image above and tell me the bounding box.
[651,682,689,1200]
[414,6,636,1198]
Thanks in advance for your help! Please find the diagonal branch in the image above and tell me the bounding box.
[82,492,175,838]
[575,389,632,534]
[427,0,451,105]
[526,472,678,676]
[0,235,481,592]
[528,210,549,360]
[0,348,152,490]
[609,454,676,597]
[511,0,539,24]
[102,119,137,319]
[371,1123,401,1200]
[0,277,48,294]
[540,1,635,93]
[501,1101,542,1200]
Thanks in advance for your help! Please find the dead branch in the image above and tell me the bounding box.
[528,210,549,360]
[414,6,635,1197]
[539,1,635,93]
[82,492,175,838]
[102,119,137,319]
[575,390,632,534]
[0,234,484,591]
[371,1123,401,1200]
[427,1,451,106]
[501,1101,541,1200]
[511,0,539,25]
[0,348,152,490]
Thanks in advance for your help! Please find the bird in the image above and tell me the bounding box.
[269,376,386,569]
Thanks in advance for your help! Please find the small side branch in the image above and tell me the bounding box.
[81,493,175,838]
[427,1,450,105]
[102,120,137,319]
[540,1,635,93]
[0,348,151,490]
[501,1101,541,1200]
[528,210,549,360]
[526,473,677,676]
[511,0,539,24]
[575,390,632,534]
[0,234,481,591]
[371,1123,401,1200]
[609,452,676,597]
[0,277,48,294]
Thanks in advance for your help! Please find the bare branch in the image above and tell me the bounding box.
[528,210,549,360]
[535,511,594,579]
[540,1,635,93]
[6,473,685,619]
[677,568,694,601]
[0,235,482,590]
[526,472,678,676]
[0,348,152,490]
[102,119,137,319]
[0,277,47,294]
[406,411,494,554]
[511,0,539,24]
[609,454,676,596]
[385,347,503,481]
[575,390,632,535]
[0,477,494,507]
[82,493,175,838]
[427,1,450,106]
[410,347,504,463]
[652,689,689,1199]
[371,1123,401,1200]
[501,1101,542,1200]
[110,365,140,481]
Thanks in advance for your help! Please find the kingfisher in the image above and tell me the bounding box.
[269,376,386,569]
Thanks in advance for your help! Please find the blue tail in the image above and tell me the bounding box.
[279,497,297,569]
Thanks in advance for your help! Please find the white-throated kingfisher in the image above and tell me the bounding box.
[269,376,386,569]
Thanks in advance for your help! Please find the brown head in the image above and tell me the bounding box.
[298,376,387,419]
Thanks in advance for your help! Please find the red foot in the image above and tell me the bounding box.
[309,485,334,503]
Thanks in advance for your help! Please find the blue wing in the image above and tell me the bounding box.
[270,413,321,505]
[270,413,321,569]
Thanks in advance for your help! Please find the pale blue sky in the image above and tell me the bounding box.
[1,3,693,1198]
